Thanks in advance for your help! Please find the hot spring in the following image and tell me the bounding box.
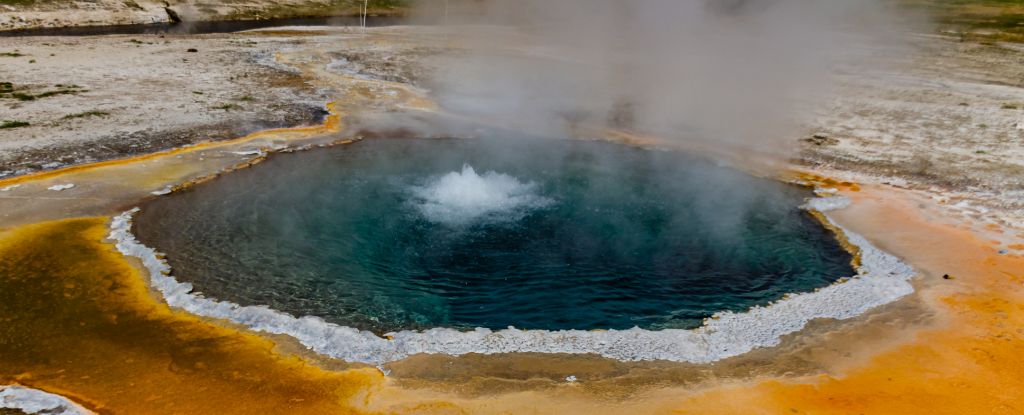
[133,137,854,335]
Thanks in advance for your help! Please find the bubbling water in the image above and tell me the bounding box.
[132,137,856,333]
[411,164,552,226]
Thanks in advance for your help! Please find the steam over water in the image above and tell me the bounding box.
[134,138,855,333]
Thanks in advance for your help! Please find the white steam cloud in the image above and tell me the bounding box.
[418,0,898,160]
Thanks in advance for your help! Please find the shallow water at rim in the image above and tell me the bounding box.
[133,137,854,333]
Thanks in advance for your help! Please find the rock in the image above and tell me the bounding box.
[164,6,181,23]
[47,183,75,191]
[151,186,172,196]
[187,48,198,53]
[803,133,839,146]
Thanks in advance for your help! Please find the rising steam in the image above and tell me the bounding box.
[417,0,898,160]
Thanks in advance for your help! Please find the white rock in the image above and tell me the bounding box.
[47,184,75,191]
[0,385,94,415]
[151,186,173,196]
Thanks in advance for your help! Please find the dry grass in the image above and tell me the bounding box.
[907,0,1024,42]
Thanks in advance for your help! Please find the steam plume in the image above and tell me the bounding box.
[418,0,899,160]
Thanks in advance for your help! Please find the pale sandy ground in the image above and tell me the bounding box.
[801,34,1024,243]
[0,26,438,226]
[0,25,1022,414]
[0,0,170,30]
[0,32,327,176]
[0,0,396,31]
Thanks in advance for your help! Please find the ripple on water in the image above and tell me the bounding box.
[132,137,859,335]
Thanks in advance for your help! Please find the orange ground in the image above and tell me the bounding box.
[1,184,1021,414]
[0,218,380,414]
[669,186,1024,414]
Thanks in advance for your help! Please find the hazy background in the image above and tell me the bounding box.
[410,0,905,160]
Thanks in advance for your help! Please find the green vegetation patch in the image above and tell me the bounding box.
[0,120,30,129]
[31,89,82,99]
[226,0,410,21]
[911,0,1024,43]
[214,103,243,111]
[63,110,110,119]
[123,0,144,10]
[0,83,86,101]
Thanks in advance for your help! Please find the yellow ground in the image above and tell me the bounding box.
[0,218,380,415]
[2,183,1022,414]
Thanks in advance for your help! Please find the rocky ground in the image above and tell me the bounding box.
[0,0,407,32]
[0,23,449,181]
[800,34,1024,234]
[0,32,330,176]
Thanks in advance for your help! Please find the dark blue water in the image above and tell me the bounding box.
[134,137,854,333]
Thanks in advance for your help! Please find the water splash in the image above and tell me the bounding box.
[411,164,552,226]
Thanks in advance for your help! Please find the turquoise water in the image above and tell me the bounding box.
[133,137,854,333]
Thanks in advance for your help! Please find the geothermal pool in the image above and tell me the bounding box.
[133,137,854,334]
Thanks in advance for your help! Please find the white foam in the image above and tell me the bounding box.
[151,186,173,196]
[804,195,851,211]
[109,193,916,366]
[410,164,552,226]
[46,184,75,191]
[230,149,268,157]
[0,385,94,415]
